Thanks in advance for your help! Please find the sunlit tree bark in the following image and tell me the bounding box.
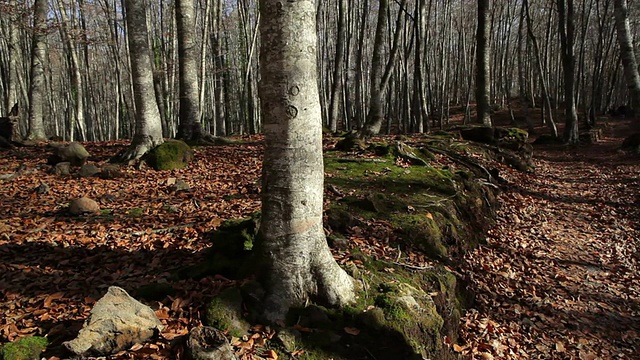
[115,0,164,161]
[613,0,640,114]
[475,0,492,126]
[175,0,203,141]
[26,0,49,140]
[258,0,355,322]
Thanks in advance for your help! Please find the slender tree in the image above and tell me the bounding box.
[328,0,347,133]
[175,0,203,141]
[476,0,492,126]
[115,0,164,161]
[257,0,356,322]
[613,0,640,115]
[26,0,49,140]
[359,0,406,138]
[558,0,580,143]
[524,0,558,137]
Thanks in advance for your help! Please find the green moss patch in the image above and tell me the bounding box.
[145,140,194,171]
[0,336,48,360]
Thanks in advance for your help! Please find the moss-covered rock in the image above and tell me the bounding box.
[373,282,444,357]
[205,287,250,338]
[145,140,193,171]
[0,336,48,360]
[175,213,260,280]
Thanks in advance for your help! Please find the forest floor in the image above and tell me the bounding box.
[457,119,640,359]
[0,117,638,359]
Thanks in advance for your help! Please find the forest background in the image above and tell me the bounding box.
[1,0,639,141]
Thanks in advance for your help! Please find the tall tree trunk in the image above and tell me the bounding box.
[328,0,347,133]
[359,0,406,138]
[258,0,355,322]
[524,0,558,137]
[116,0,164,161]
[613,0,640,114]
[175,0,203,141]
[6,0,20,114]
[558,0,579,143]
[27,0,48,140]
[475,0,492,126]
[55,0,86,141]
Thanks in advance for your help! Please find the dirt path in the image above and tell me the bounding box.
[458,135,640,359]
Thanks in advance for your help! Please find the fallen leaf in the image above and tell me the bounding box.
[344,327,360,335]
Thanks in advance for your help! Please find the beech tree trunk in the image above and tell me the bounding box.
[558,0,580,143]
[258,0,355,322]
[328,0,347,133]
[175,0,203,141]
[613,0,640,114]
[117,0,164,161]
[359,0,406,138]
[27,0,48,140]
[524,0,558,137]
[475,0,492,126]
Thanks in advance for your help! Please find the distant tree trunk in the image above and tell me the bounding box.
[258,0,355,322]
[27,0,49,140]
[524,0,558,137]
[55,0,86,142]
[475,0,492,126]
[328,0,347,133]
[115,0,164,161]
[613,0,640,114]
[175,0,203,141]
[359,0,406,138]
[6,0,20,114]
[557,0,579,143]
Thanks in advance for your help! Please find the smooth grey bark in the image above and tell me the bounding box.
[117,0,164,161]
[55,0,86,141]
[176,0,203,141]
[258,0,355,322]
[359,0,406,138]
[6,0,20,113]
[475,0,492,126]
[27,0,48,140]
[524,0,558,137]
[613,0,640,114]
[328,0,347,133]
[558,0,580,143]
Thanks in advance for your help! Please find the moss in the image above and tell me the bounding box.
[0,336,48,360]
[205,288,249,338]
[127,207,145,218]
[390,213,447,259]
[145,140,194,171]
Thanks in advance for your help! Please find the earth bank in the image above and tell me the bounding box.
[186,128,531,359]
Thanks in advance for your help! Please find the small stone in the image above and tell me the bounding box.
[172,179,191,192]
[34,183,50,194]
[275,328,302,353]
[79,164,100,177]
[100,164,122,179]
[69,197,100,215]
[52,162,71,175]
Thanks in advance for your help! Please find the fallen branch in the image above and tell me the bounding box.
[132,223,195,236]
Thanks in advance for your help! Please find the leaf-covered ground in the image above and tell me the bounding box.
[0,123,639,359]
[458,131,640,359]
[0,140,264,358]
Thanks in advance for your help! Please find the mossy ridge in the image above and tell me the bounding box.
[0,336,48,360]
[268,256,461,360]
